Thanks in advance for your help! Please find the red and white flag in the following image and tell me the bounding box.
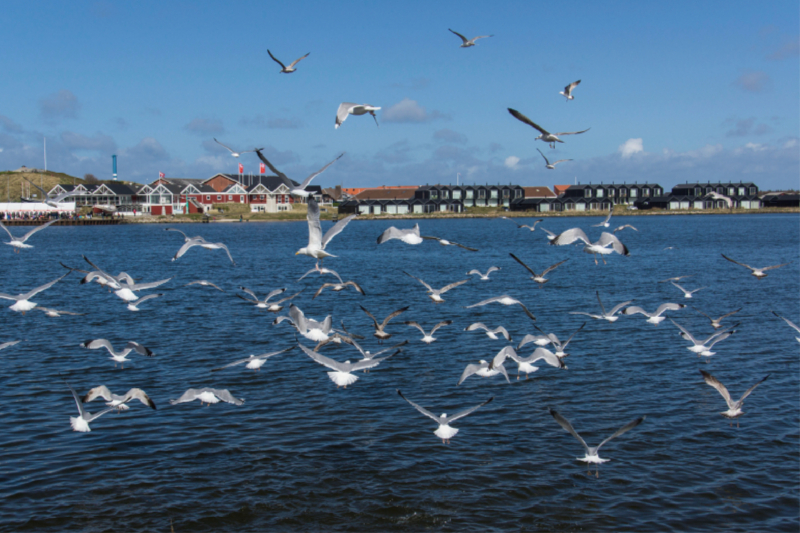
[259,162,266,174]
[238,163,244,174]
[158,172,165,179]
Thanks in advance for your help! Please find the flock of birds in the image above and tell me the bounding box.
[1,188,797,476]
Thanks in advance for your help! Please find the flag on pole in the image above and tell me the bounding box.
[259,162,266,174]
[159,172,165,179]
[238,163,243,174]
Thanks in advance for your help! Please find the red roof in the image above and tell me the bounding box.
[554,185,571,195]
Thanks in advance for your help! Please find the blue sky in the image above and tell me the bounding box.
[1,0,798,190]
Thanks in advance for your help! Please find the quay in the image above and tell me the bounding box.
[1,219,122,227]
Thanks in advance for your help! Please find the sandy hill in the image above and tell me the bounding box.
[0,170,137,202]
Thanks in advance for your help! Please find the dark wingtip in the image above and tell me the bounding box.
[79,340,91,348]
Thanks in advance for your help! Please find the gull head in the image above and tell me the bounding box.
[441,413,447,418]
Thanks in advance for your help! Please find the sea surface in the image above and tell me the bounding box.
[0,214,798,532]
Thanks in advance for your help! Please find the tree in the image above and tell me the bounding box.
[84,173,99,184]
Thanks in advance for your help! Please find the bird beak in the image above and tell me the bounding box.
[295,251,300,255]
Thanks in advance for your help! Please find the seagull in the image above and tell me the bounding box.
[342,338,407,370]
[465,323,511,341]
[613,224,638,233]
[289,153,345,197]
[457,346,512,385]
[184,280,225,292]
[82,257,173,302]
[704,191,733,209]
[335,103,380,129]
[360,305,409,342]
[267,49,309,73]
[670,320,737,356]
[296,198,357,264]
[658,275,693,283]
[35,307,86,317]
[0,340,21,351]
[275,304,332,342]
[467,267,500,280]
[772,311,800,342]
[0,219,58,252]
[592,207,613,228]
[523,323,586,358]
[82,385,157,411]
[377,224,424,245]
[21,176,87,207]
[570,291,632,322]
[126,293,163,312]
[237,287,296,311]
[299,343,395,388]
[505,346,566,379]
[699,371,768,427]
[671,282,707,299]
[548,408,646,476]
[508,108,590,148]
[79,339,154,369]
[313,281,365,299]
[515,333,551,349]
[0,273,68,314]
[298,264,344,283]
[622,303,686,324]
[170,388,244,406]
[509,253,568,287]
[421,235,478,251]
[405,320,452,344]
[693,307,742,330]
[537,148,572,169]
[404,271,469,303]
[721,254,792,279]
[559,79,581,100]
[466,295,536,321]
[212,346,295,372]
[500,217,544,231]
[550,228,629,265]
[397,389,493,445]
[165,228,235,265]
[213,138,262,158]
[541,228,557,241]
[448,28,493,48]
[66,381,124,432]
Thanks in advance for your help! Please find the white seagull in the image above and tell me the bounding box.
[405,320,452,344]
[670,320,737,356]
[404,271,469,303]
[613,224,638,233]
[335,103,380,129]
[360,305,409,342]
[467,267,500,280]
[22,176,87,207]
[299,343,395,388]
[772,311,800,342]
[213,138,262,158]
[700,370,768,427]
[509,253,568,287]
[296,198,357,264]
[212,346,295,372]
[570,291,632,322]
[275,304,333,342]
[622,303,686,324]
[66,382,124,432]
[170,388,244,406]
[659,275,693,283]
[82,257,173,302]
[465,323,511,341]
[0,219,58,252]
[289,153,345,197]
[313,281,365,299]
[267,49,309,73]
[457,346,512,386]
[508,108,590,149]
[448,28,493,47]
[0,340,21,351]
[0,273,68,314]
[126,293,163,312]
[397,389,493,445]
[377,224,424,245]
[693,307,741,330]
[466,295,536,321]
[500,217,544,231]
[537,148,572,169]
[721,254,792,279]
[592,207,613,228]
[550,228,629,265]
[671,282,707,299]
[560,79,581,100]
[505,346,566,379]
[298,264,344,283]
[35,307,86,317]
[421,235,478,251]
[80,339,154,369]
[165,228,236,265]
[82,385,157,411]
[184,280,225,292]
[237,287,300,311]
[523,323,586,358]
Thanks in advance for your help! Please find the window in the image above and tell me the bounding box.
[452,190,461,199]
[442,190,449,199]
[655,188,662,196]
[728,187,735,196]
[260,195,265,200]
[738,187,745,196]
[619,188,627,197]
[643,188,650,196]
[694,188,701,196]
[430,191,438,200]
[216,195,221,200]
[490,189,498,198]
[596,189,604,198]
[630,189,638,198]
[466,189,473,199]
[503,189,510,198]
[479,189,486,198]
[227,195,232,200]
[206,195,210,200]
[584,188,591,197]
[749,187,756,195]
[608,188,616,197]
[716,187,724,194]
[515,189,522,198]
[706,187,713,194]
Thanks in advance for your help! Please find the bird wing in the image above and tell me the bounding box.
[381,306,410,327]
[448,28,469,44]
[671,282,688,295]
[350,350,397,371]
[125,341,154,357]
[214,242,236,265]
[561,323,586,349]
[132,293,163,305]
[551,227,590,246]
[404,321,426,335]
[371,340,409,357]
[700,370,734,409]
[761,262,792,272]
[165,227,189,240]
[289,304,308,332]
[404,271,433,292]
[236,292,258,304]
[287,52,310,69]
[430,320,453,334]
[81,338,114,353]
[736,375,769,406]
[275,290,302,305]
[0,221,14,240]
[335,103,357,127]
[608,300,635,316]
[772,311,800,333]
[340,320,365,340]
[507,108,549,135]
[210,388,244,405]
[378,225,416,244]
[170,389,202,405]
[299,343,348,371]
[596,232,629,255]
[0,340,21,350]
[298,153,345,191]
[553,127,591,136]
[212,356,258,370]
[21,273,69,300]
[721,254,754,271]
[254,149,288,179]
[536,148,550,165]
[128,277,173,291]
[438,279,469,294]
[127,388,157,410]
[457,362,486,385]
[471,34,493,41]
[343,281,365,295]
[267,49,287,69]
[541,259,568,276]
[622,306,648,317]
[718,308,742,321]
[67,382,88,418]
[359,305,380,328]
[527,347,563,368]
[448,396,494,424]
[20,219,58,242]
[465,296,502,308]
[172,240,197,261]
[397,389,440,423]
[298,268,318,281]
[509,253,537,277]
[82,385,113,403]
[264,287,287,301]
[306,198,323,247]
[213,138,235,153]
[596,416,646,452]
[485,266,500,275]
[313,284,335,299]
[321,214,357,247]
[565,79,581,93]
[548,409,591,454]
[595,291,607,316]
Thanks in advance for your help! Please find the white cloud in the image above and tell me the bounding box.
[618,138,643,159]
[382,98,449,123]
[504,155,520,168]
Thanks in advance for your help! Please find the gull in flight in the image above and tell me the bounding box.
[238,287,300,311]
[166,228,235,265]
[335,103,380,129]
[405,320,452,344]
[299,343,395,388]
[0,219,58,252]
[592,207,613,228]
[80,339,154,369]
[289,153,345,197]
[550,228,629,265]
[421,235,478,251]
[570,291,632,322]
[274,304,332,342]
[671,282,707,299]
[170,388,244,406]
[521,322,585,358]
[22,176,87,207]
[184,280,225,292]
[537,148,572,169]
[549,408,646,476]
[721,254,792,279]
[82,385,157,411]
[772,311,800,342]
[212,346,295,372]
[508,108,590,149]
[397,389,493,445]
[213,138,262,158]
[622,303,686,324]
[465,323,511,341]
[340,338,407,371]
[35,307,85,318]
[466,295,536,321]
[313,280,365,299]
[509,253,568,287]
[500,217,544,231]
[360,305,409,342]
[377,224,424,245]
[560,79,581,101]
[267,49,309,73]
[404,271,469,303]
[66,381,124,432]
[457,346,512,386]
[658,275,693,283]
[126,293,163,312]
[0,340,21,351]
[699,370,768,427]
[505,346,565,379]
[613,224,638,233]
[63,261,139,289]
[692,307,742,330]
[467,267,500,281]
[448,28,493,47]
[296,198,357,264]
[0,273,68,314]
[82,256,172,302]
[298,264,344,283]
[670,320,737,356]
[541,228,557,241]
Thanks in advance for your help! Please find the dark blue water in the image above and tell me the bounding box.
[1,214,798,532]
